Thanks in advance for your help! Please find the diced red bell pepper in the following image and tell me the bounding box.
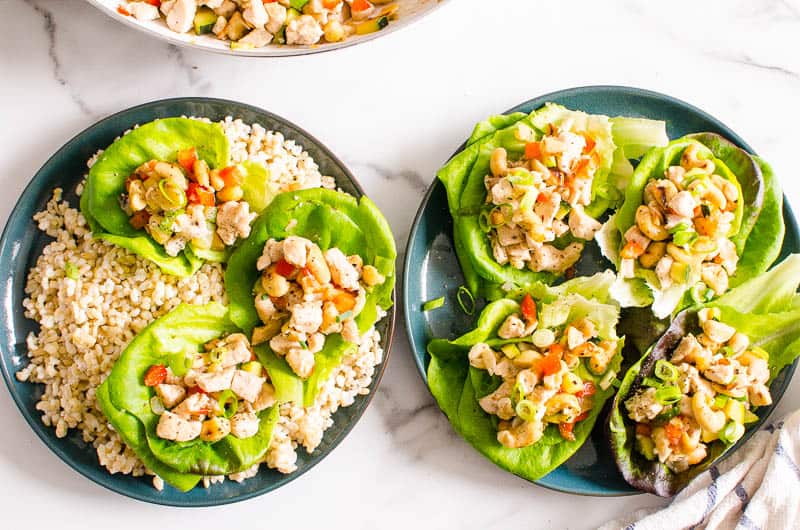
[525,141,541,159]
[187,182,215,206]
[351,0,373,12]
[144,365,167,387]
[539,345,563,376]
[187,386,207,396]
[177,147,197,172]
[582,134,596,154]
[665,420,683,446]
[274,259,296,278]
[520,294,537,325]
[117,5,131,16]
[219,165,241,188]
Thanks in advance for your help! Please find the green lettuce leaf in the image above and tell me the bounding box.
[610,255,800,496]
[101,303,279,476]
[427,273,623,481]
[81,118,230,276]
[225,188,396,406]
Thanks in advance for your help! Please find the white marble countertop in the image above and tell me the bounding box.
[1,0,799,528]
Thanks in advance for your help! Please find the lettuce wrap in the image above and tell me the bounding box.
[609,255,800,496]
[225,188,396,406]
[98,303,280,486]
[597,133,782,318]
[427,272,624,481]
[438,104,667,299]
[81,118,275,276]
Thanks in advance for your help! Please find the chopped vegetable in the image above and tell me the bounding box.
[422,296,445,312]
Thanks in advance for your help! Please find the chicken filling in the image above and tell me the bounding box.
[252,236,386,379]
[123,0,399,49]
[122,147,257,257]
[483,122,604,274]
[469,295,618,449]
[620,143,741,299]
[625,308,771,473]
[148,333,277,443]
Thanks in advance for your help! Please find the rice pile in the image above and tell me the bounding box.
[15,118,384,489]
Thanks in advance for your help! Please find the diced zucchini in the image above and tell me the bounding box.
[226,12,249,42]
[725,399,745,425]
[636,435,656,460]
[289,0,311,10]
[273,25,286,45]
[500,344,521,359]
[744,410,760,424]
[193,7,217,35]
[355,16,389,35]
[286,7,302,23]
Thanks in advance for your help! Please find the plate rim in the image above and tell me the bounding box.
[402,84,799,497]
[83,0,450,58]
[0,96,396,507]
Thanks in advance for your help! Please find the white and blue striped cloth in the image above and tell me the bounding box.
[600,409,800,530]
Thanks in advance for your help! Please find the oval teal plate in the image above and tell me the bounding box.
[403,86,799,496]
[0,97,395,506]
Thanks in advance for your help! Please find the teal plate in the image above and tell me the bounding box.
[0,98,395,506]
[403,86,799,496]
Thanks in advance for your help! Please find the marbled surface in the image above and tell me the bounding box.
[1,0,799,528]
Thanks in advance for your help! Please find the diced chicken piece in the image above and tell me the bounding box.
[238,28,273,48]
[671,334,702,364]
[200,416,230,442]
[497,418,545,449]
[492,240,509,265]
[655,255,674,288]
[498,314,527,339]
[341,319,359,343]
[625,388,664,422]
[555,131,586,172]
[217,333,252,368]
[531,242,582,273]
[620,258,635,279]
[164,366,182,385]
[269,333,296,355]
[242,0,268,28]
[255,295,279,323]
[281,236,308,267]
[568,206,602,241]
[160,0,176,16]
[534,191,560,225]
[566,326,587,350]
[195,367,235,393]
[324,248,360,290]
[175,204,210,241]
[155,384,186,409]
[213,0,235,17]
[468,343,500,373]
[496,225,523,247]
[668,191,697,218]
[285,15,323,45]
[257,239,283,271]
[163,235,188,257]
[253,382,277,412]
[703,361,736,386]
[702,319,736,344]
[552,219,570,237]
[749,384,772,406]
[165,0,196,33]
[676,363,713,395]
[264,2,287,33]
[286,348,315,378]
[172,392,213,418]
[716,238,739,276]
[747,358,770,385]
[156,411,202,442]
[202,0,224,8]
[231,370,266,403]
[289,301,323,334]
[477,381,515,420]
[490,179,514,204]
[624,226,651,248]
[216,201,257,246]
[230,412,260,439]
[128,2,160,20]
[307,333,325,353]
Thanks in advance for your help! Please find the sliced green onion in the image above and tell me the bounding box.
[422,297,445,312]
[672,229,697,246]
[515,399,537,422]
[478,209,492,232]
[168,351,193,377]
[655,385,682,405]
[654,360,678,382]
[718,420,744,445]
[65,261,79,280]
[299,340,308,349]
[721,346,736,357]
[208,347,226,363]
[655,404,681,422]
[597,370,617,390]
[500,344,521,359]
[215,389,238,419]
[158,179,187,208]
[335,310,354,322]
[668,221,692,234]
[642,376,663,388]
[149,396,165,415]
[512,381,525,405]
[241,361,263,376]
[714,394,729,410]
[456,286,476,315]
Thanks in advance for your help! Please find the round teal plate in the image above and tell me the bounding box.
[403,86,799,496]
[0,97,394,506]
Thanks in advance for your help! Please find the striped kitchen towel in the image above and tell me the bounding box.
[600,408,800,530]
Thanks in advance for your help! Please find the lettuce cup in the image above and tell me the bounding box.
[437,104,668,299]
[609,255,800,496]
[81,117,275,276]
[225,188,396,406]
[599,133,783,318]
[97,303,280,490]
[427,272,624,481]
